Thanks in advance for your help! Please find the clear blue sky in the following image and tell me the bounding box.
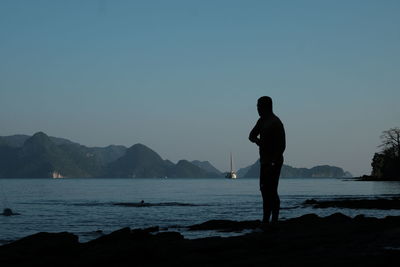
[1,0,399,176]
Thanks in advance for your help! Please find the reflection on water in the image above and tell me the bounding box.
[372,181,400,195]
[0,178,399,244]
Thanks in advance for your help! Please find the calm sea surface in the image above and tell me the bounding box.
[1,178,400,244]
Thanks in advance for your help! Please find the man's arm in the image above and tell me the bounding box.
[249,119,261,146]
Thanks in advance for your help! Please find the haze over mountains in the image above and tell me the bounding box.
[0,132,351,178]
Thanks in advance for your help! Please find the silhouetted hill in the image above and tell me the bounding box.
[164,159,175,168]
[191,160,222,176]
[236,164,252,178]
[0,132,96,178]
[0,143,18,177]
[0,133,225,178]
[105,145,219,178]
[239,160,352,178]
[90,145,127,165]
[0,134,79,147]
[0,133,224,178]
[169,160,218,178]
[0,134,30,147]
[22,132,55,153]
[105,144,169,178]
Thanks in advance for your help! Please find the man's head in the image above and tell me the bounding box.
[257,96,273,117]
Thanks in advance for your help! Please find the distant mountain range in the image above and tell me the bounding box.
[0,132,220,178]
[237,160,353,178]
[0,132,352,178]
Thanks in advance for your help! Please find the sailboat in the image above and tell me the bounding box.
[52,171,64,179]
[225,152,237,179]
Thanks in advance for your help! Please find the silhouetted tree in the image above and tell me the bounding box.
[371,127,400,180]
[379,127,400,158]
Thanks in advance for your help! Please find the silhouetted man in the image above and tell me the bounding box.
[249,96,285,224]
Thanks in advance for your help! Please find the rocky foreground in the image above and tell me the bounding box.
[1,213,400,267]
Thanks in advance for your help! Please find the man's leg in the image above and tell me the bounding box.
[270,158,283,223]
[271,192,280,223]
[260,163,274,223]
[260,159,283,224]
[261,187,272,223]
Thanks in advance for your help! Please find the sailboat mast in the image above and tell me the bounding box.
[230,152,233,172]
[226,152,237,179]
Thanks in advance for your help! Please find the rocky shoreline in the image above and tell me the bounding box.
[1,213,400,267]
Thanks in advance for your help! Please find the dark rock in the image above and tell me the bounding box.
[0,231,79,266]
[87,227,131,244]
[154,231,184,241]
[2,214,400,266]
[87,226,160,245]
[113,202,200,207]
[286,213,321,224]
[131,226,159,238]
[304,198,318,204]
[324,212,352,223]
[383,216,400,225]
[1,208,19,216]
[354,214,380,224]
[1,232,78,250]
[354,214,366,220]
[189,219,261,231]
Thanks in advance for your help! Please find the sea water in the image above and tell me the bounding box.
[0,178,400,244]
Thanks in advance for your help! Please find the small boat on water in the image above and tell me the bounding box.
[226,153,237,179]
[52,171,64,179]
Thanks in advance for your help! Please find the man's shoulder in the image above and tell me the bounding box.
[261,114,282,124]
[258,115,278,129]
[266,115,284,132]
[272,114,283,126]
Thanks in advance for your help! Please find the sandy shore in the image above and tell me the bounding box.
[1,212,400,267]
